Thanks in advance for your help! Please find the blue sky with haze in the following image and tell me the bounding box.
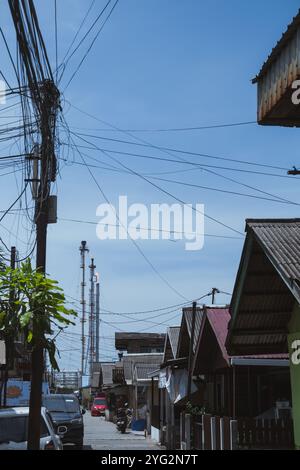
[1,0,300,368]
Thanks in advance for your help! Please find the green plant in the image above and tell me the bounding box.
[185,401,208,416]
[0,259,76,370]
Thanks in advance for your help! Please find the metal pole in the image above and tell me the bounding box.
[96,280,100,363]
[89,258,96,379]
[211,287,220,305]
[232,365,236,419]
[80,241,89,377]
[187,301,197,400]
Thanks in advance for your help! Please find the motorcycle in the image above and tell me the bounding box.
[116,406,128,434]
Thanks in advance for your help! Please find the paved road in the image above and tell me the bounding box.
[83,411,162,450]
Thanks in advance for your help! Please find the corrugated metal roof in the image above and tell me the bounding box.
[227,219,300,355]
[134,363,160,381]
[167,326,180,358]
[91,371,100,388]
[253,10,300,83]
[182,307,204,353]
[194,306,289,373]
[122,354,163,382]
[115,332,165,351]
[247,219,300,296]
[101,363,115,385]
[206,307,231,363]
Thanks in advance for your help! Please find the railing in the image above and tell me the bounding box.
[237,417,294,449]
[180,413,294,450]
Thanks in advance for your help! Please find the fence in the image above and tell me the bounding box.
[180,413,294,450]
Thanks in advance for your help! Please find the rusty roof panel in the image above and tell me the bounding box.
[253,10,300,83]
[252,11,300,126]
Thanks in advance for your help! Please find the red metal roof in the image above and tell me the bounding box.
[204,307,288,363]
[206,308,231,363]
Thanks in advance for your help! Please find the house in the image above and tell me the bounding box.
[155,327,181,448]
[156,309,205,449]
[114,331,165,430]
[154,303,292,450]
[252,10,300,126]
[226,219,300,449]
[193,307,290,419]
[115,332,165,354]
[122,352,163,427]
[98,362,127,421]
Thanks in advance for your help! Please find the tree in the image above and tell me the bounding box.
[0,259,76,406]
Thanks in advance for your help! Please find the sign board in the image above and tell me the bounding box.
[81,375,90,388]
[5,380,49,406]
[0,340,5,365]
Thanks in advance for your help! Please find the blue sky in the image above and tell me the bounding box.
[1,0,300,369]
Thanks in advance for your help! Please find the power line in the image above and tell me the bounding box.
[71,131,244,236]
[61,118,189,301]
[68,104,289,173]
[58,0,96,71]
[61,156,300,207]
[70,120,257,133]
[63,0,119,90]
[65,291,213,316]
[54,0,58,82]
[58,217,243,240]
[60,0,112,70]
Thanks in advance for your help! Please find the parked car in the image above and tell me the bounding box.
[91,396,107,416]
[0,407,63,450]
[43,394,85,449]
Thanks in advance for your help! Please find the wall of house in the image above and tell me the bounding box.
[288,302,300,449]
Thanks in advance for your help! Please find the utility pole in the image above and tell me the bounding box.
[28,81,59,450]
[80,241,89,378]
[89,258,96,379]
[95,274,100,363]
[187,301,197,400]
[211,287,220,305]
[8,0,60,449]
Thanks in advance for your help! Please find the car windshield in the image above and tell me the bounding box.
[94,399,106,405]
[0,415,49,443]
[43,396,80,413]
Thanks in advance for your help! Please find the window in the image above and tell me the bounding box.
[94,399,106,406]
[43,396,80,413]
[0,415,49,443]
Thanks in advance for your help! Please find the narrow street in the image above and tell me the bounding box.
[83,412,163,450]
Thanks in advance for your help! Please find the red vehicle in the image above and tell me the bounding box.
[91,396,107,417]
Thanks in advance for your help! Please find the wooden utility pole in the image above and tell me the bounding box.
[187,301,197,400]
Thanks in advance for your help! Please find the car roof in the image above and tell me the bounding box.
[44,394,77,399]
[0,407,47,417]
